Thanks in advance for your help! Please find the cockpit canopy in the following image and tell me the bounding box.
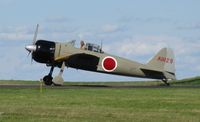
[85,43,103,53]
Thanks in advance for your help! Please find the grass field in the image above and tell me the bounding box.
[1,76,200,86]
[0,77,200,122]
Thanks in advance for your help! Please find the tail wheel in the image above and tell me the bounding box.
[162,79,170,86]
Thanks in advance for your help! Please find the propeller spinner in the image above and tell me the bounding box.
[25,45,36,52]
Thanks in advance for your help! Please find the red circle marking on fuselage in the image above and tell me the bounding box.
[102,56,117,72]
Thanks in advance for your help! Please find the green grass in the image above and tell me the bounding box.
[1,76,200,86]
[0,80,37,85]
[171,76,200,86]
[0,87,200,122]
[0,77,200,121]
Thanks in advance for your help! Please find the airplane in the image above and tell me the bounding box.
[25,24,176,86]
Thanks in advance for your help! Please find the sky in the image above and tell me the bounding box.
[0,0,200,81]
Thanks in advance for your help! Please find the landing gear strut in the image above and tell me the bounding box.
[43,66,54,86]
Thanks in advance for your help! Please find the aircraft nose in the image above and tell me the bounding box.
[25,45,36,52]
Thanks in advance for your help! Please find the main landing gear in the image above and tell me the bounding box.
[43,66,54,85]
[43,62,65,86]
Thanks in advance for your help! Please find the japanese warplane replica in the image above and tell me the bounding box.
[25,24,176,86]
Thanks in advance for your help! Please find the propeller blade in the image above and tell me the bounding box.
[101,40,103,50]
[32,24,39,45]
[27,52,31,57]
[31,55,33,64]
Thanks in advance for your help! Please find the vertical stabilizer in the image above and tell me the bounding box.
[147,48,176,79]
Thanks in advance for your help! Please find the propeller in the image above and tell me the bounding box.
[25,24,39,63]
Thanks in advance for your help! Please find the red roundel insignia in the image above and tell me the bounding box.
[102,56,117,72]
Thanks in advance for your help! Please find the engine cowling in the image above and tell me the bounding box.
[32,40,55,64]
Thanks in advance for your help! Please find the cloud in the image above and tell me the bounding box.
[104,35,200,57]
[41,25,77,34]
[45,16,71,23]
[101,24,125,33]
[0,33,30,41]
[78,32,94,40]
[118,16,173,24]
[0,25,78,41]
[0,25,34,41]
[176,23,200,30]
[135,17,172,23]
[104,35,170,57]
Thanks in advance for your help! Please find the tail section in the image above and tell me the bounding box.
[146,48,176,80]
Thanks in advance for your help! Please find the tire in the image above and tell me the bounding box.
[43,75,53,86]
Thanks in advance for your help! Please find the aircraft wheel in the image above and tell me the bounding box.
[162,79,170,86]
[43,75,53,86]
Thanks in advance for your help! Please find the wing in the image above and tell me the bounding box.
[55,53,100,71]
